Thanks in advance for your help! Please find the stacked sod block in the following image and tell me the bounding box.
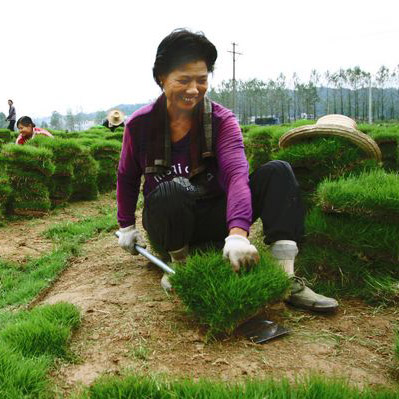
[104,132,123,142]
[243,126,273,172]
[298,169,399,305]
[90,140,121,193]
[31,136,83,206]
[273,137,380,204]
[360,124,399,172]
[70,146,99,201]
[169,250,290,338]
[0,144,55,216]
[0,172,12,223]
[0,129,11,144]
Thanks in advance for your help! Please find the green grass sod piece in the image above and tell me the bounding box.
[74,137,101,147]
[96,158,118,192]
[272,137,379,195]
[84,373,399,399]
[358,123,399,171]
[294,242,399,305]
[104,132,123,141]
[243,126,273,172]
[0,249,71,308]
[169,250,290,338]
[89,140,121,193]
[70,149,99,201]
[30,135,83,175]
[43,208,117,244]
[0,143,55,176]
[0,342,50,399]
[0,316,72,358]
[90,139,121,161]
[0,129,11,144]
[0,173,12,222]
[316,169,399,222]
[49,175,73,206]
[0,303,80,398]
[305,207,399,264]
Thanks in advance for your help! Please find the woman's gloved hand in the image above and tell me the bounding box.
[223,234,259,272]
[118,225,146,255]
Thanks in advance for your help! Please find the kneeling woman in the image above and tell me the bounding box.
[117,29,338,312]
[16,116,53,145]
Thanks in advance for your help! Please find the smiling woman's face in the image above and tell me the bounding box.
[18,124,34,138]
[160,60,209,115]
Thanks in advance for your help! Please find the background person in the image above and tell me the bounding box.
[6,99,16,131]
[103,109,125,132]
[116,29,338,312]
[16,116,54,145]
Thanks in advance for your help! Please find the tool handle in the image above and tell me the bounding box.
[114,231,175,275]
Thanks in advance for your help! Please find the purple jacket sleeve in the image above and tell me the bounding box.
[116,123,142,227]
[216,112,252,233]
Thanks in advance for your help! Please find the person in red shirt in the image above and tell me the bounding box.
[16,116,54,145]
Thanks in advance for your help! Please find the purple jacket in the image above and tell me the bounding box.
[117,100,252,232]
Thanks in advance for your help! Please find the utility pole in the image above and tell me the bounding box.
[368,77,373,124]
[228,42,242,116]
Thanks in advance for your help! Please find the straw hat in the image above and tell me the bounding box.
[107,109,125,127]
[279,114,382,161]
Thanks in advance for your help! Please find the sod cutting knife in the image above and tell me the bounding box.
[114,231,288,343]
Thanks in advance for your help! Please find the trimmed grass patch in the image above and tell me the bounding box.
[83,374,399,399]
[169,250,290,338]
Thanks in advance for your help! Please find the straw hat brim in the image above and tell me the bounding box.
[279,124,382,162]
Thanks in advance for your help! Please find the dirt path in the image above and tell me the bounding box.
[0,193,115,263]
[1,194,398,396]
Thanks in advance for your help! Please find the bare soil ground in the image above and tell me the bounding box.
[1,193,398,397]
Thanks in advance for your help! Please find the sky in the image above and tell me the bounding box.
[1,0,399,119]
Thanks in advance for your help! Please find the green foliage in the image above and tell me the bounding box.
[84,374,399,399]
[169,250,289,337]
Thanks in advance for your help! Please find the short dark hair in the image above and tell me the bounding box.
[152,28,217,88]
[17,116,35,128]
[8,99,13,104]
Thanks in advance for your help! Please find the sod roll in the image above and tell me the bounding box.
[169,250,290,338]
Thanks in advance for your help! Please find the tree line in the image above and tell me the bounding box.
[207,65,399,124]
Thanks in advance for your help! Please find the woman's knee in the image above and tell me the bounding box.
[256,160,294,177]
[145,181,194,216]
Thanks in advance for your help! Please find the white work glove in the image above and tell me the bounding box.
[118,225,146,255]
[223,234,259,272]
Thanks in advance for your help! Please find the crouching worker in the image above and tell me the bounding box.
[16,116,54,145]
[116,29,338,313]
